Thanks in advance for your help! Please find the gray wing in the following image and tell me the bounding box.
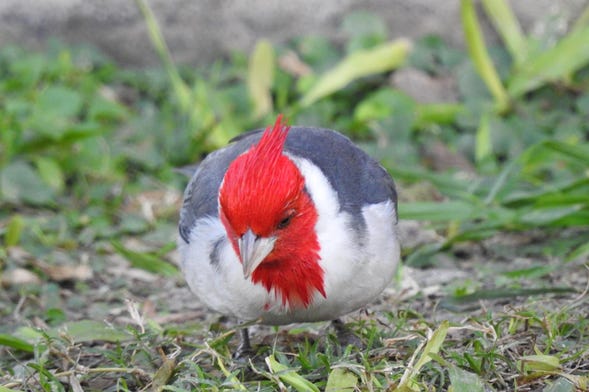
[178,136,258,243]
[283,127,397,232]
[179,126,397,243]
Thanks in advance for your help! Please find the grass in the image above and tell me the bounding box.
[1,2,589,391]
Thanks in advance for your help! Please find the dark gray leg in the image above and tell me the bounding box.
[331,319,363,349]
[234,326,253,358]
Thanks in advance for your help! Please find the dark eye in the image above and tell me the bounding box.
[277,212,295,229]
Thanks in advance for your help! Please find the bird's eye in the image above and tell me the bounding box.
[277,212,295,229]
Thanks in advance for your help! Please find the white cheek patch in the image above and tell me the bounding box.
[286,155,341,230]
[286,155,359,295]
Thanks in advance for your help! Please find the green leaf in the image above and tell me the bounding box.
[414,103,464,128]
[35,156,65,193]
[543,377,576,392]
[151,357,176,392]
[481,0,527,66]
[247,39,275,119]
[355,88,400,121]
[448,365,487,392]
[301,39,411,106]
[62,320,131,343]
[265,354,320,392]
[29,86,83,139]
[0,333,35,352]
[88,95,127,122]
[9,52,45,89]
[4,214,24,248]
[111,240,179,277]
[518,354,561,374]
[0,161,54,206]
[325,368,358,392]
[508,25,589,97]
[16,320,131,344]
[461,0,509,112]
[355,89,416,139]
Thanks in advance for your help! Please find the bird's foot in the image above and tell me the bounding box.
[331,319,364,352]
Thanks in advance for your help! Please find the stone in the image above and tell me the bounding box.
[0,0,585,67]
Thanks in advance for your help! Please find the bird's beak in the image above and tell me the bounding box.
[238,229,276,279]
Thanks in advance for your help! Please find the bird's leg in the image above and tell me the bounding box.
[331,319,363,350]
[234,326,254,359]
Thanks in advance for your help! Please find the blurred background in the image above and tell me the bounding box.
[0,0,586,66]
[1,1,589,390]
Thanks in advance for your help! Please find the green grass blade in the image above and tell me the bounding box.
[413,321,449,372]
[4,214,24,248]
[247,39,275,119]
[0,385,24,392]
[134,0,191,112]
[397,321,449,391]
[517,205,582,226]
[300,39,411,107]
[0,333,35,353]
[475,112,493,164]
[570,3,589,33]
[541,140,589,166]
[566,241,589,262]
[441,287,576,309]
[111,240,179,277]
[461,0,510,113]
[481,0,527,66]
[508,25,589,97]
[484,158,520,204]
[212,351,247,391]
[266,355,320,392]
[400,201,479,222]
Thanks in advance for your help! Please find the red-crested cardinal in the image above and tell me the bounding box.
[178,115,400,351]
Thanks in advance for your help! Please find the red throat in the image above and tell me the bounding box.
[219,115,326,309]
[250,188,325,309]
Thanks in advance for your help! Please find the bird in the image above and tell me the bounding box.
[178,115,400,353]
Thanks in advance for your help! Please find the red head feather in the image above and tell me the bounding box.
[219,115,325,309]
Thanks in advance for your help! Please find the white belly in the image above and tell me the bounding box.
[179,200,399,325]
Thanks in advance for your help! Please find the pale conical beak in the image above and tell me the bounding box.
[238,229,276,279]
